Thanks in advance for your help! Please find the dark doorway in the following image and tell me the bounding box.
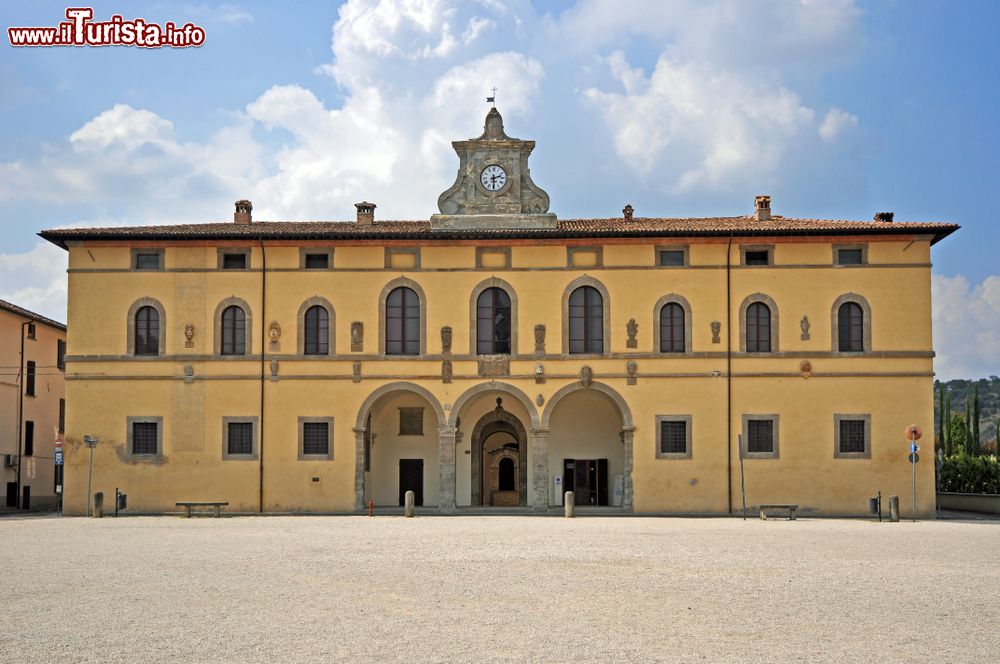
[6,482,16,508]
[398,459,424,506]
[563,458,609,506]
[498,457,516,492]
[21,485,30,511]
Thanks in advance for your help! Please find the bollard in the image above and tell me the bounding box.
[368,499,374,517]
[93,492,104,518]
[888,495,900,522]
[404,491,415,518]
[564,491,575,518]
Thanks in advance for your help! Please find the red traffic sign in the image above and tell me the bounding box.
[54,437,63,448]
[905,424,923,441]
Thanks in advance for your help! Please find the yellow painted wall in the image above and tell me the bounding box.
[59,235,939,516]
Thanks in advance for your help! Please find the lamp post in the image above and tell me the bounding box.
[83,435,99,516]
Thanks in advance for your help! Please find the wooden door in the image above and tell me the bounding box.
[575,460,593,505]
[398,459,424,506]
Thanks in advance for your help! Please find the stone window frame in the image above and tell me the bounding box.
[833,243,868,267]
[297,296,336,356]
[742,414,780,459]
[378,277,427,356]
[298,416,334,460]
[655,415,693,459]
[655,245,689,268]
[213,296,253,356]
[299,247,335,270]
[217,247,251,270]
[738,293,779,353]
[130,248,164,271]
[561,275,611,355]
[653,293,693,354]
[475,247,512,269]
[384,247,421,269]
[834,414,872,459]
[221,416,259,460]
[126,416,163,458]
[469,277,519,355]
[566,246,604,268]
[831,293,872,354]
[126,297,167,356]
[398,407,424,436]
[740,244,774,267]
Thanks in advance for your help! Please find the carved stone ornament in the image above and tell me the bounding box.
[441,326,453,354]
[351,322,364,352]
[270,359,279,381]
[711,321,721,344]
[183,364,194,384]
[184,324,195,348]
[580,365,593,388]
[800,316,811,341]
[352,361,361,383]
[268,320,281,343]
[534,362,545,384]
[626,318,638,349]
[478,354,510,377]
[534,324,546,355]
[626,360,638,386]
[536,393,545,407]
[800,360,812,378]
[442,360,453,384]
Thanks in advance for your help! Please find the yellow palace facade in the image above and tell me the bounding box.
[43,109,957,516]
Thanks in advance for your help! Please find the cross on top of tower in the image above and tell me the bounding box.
[486,86,497,106]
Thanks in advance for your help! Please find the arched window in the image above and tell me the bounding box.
[498,457,516,492]
[386,287,420,355]
[476,287,511,354]
[838,302,864,352]
[134,306,159,356]
[746,302,771,352]
[568,286,604,354]
[659,303,685,353]
[221,305,246,355]
[303,305,329,355]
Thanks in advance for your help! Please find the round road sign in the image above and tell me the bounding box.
[905,424,923,441]
[908,452,919,464]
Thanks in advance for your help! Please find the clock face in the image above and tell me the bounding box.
[480,164,507,191]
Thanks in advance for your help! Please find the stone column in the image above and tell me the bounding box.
[530,427,551,511]
[352,427,366,511]
[621,426,635,512]
[438,426,457,513]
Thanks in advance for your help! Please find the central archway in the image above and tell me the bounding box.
[470,398,529,506]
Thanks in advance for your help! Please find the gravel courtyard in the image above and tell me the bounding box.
[1,515,997,663]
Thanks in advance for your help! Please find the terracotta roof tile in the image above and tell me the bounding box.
[0,298,67,331]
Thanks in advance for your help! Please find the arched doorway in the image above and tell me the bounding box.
[471,398,528,506]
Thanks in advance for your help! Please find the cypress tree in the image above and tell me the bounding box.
[944,392,952,456]
[936,384,944,451]
[965,401,972,455]
[995,418,1000,457]
[971,386,981,456]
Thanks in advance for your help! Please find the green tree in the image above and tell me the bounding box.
[949,412,968,454]
[944,392,953,456]
[995,418,1000,457]
[965,402,972,455]
[971,386,981,456]
[936,384,945,451]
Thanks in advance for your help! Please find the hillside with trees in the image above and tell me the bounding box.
[934,376,1000,454]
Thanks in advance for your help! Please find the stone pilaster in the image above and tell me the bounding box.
[352,427,366,511]
[530,427,551,511]
[438,426,457,513]
[621,426,635,512]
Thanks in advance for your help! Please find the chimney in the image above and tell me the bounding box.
[355,201,376,225]
[623,204,634,222]
[234,199,252,224]
[754,195,771,221]
[874,211,894,223]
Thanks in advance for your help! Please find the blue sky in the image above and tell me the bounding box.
[0,0,997,379]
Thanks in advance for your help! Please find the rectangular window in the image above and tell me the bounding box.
[59,399,65,433]
[656,416,691,459]
[26,322,36,340]
[837,249,863,265]
[399,408,424,436]
[56,339,66,371]
[744,250,770,266]
[304,253,329,269]
[131,421,159,455]
[742,415,779,459]
[222,253,247,269]
[227,422,254,456]
[24,421,34,456]
[134,252,162,270]
[835,415,871,458]
[25,361,35,396]
[302,422,330,456]
[657,248,687,267]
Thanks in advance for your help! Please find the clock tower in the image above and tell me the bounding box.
[431,107,556,230]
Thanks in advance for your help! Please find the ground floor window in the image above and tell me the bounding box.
[835,415,871,459]
[742,415,779,459]
[299,417,333,459]
[222,417,258,459]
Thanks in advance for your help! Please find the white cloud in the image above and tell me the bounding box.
[0,242,68,323]
[819,108,859,142]
[183,4,254,25]
[70,104,177,153]
[933,274,1000,380]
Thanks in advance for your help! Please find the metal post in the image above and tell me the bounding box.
[738,434,747,520]
[84,435,98,517]
[911,433,917,521]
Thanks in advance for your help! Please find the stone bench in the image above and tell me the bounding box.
[758,504,798,521]
[176,501,229,518]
